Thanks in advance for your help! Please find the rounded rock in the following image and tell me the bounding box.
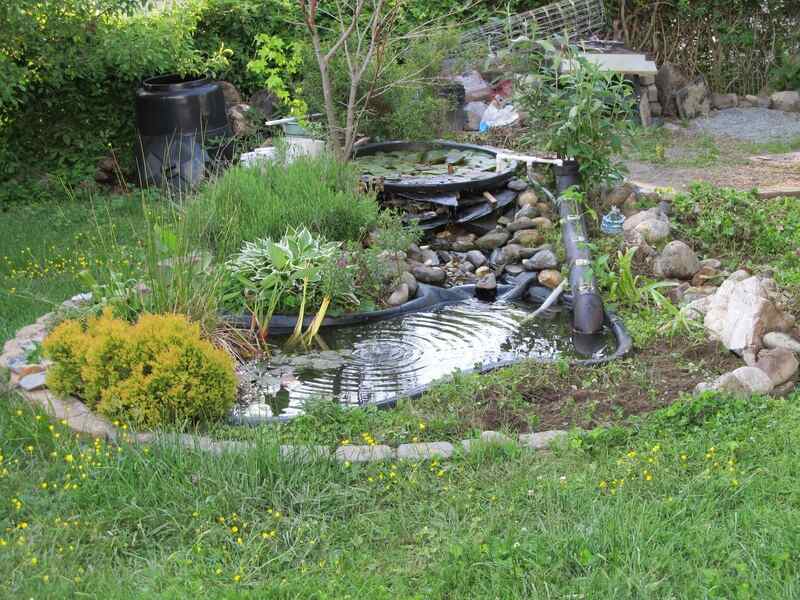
[517,190,539,207]
[654,240,700,279]
[538,269,563,288]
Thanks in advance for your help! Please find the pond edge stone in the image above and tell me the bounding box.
[2,298,571,463]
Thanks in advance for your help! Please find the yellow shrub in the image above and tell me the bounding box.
[43,310,237,427]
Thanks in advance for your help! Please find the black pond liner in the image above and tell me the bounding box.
[352,140,518,194]
[225,273,632,425]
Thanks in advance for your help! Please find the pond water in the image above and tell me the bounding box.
[232,298,616,422]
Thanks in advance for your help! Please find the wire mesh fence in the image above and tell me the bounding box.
[460,0,606,55]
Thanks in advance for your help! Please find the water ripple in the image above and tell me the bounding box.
[235,298,615,417]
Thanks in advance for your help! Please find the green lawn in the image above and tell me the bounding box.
[2,388,799,598]
[2,193,800,598]
[0,195,148,343]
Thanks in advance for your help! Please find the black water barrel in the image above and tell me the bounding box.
[134,74,232,190]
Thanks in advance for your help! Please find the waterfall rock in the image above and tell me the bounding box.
[507,217,536,232]
[476,273,497,300]
[507,178,529,192]
[531,217,555,230]
[522,248,558,271]
[387,283,410,307]
[538,269,563,288]
[452,235,477,252]
[399,271,418,297]
[410,264,446,285]
[515,205,540,220]
[517,190,539,207]
[466,250,487,268]
[511,229,545,248]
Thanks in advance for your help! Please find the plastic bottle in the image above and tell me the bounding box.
[601,206,625,235]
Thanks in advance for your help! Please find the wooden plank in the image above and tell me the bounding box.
[561,53,658,76]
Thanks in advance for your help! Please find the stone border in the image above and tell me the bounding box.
[1,295,569,462]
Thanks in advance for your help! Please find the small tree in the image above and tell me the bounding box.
[298,0,402,159]
[516,40,636,190]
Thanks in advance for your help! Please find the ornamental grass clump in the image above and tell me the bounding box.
[185,153,379,259]
[43,310,237,427]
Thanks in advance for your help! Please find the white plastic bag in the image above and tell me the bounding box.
[479,102,519,131]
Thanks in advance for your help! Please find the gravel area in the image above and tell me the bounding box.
[690,107,800,142]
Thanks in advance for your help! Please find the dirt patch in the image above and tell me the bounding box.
[626,157,800,194]
[472,339,742,433]
[625,117,800,194]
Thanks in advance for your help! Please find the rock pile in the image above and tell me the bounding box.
[678,270,800,396]
[654,62,800,120]
[617,187,798,396]
[381,179,564,303]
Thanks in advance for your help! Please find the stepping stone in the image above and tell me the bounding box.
[518,430,568,450]
[397,442,454,460]
[334,445,395,463]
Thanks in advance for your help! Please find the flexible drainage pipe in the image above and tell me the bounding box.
[552,161,606,340]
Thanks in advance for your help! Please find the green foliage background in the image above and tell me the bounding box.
[1,0,798,203]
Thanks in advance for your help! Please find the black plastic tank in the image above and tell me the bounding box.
[436,82,466,131]
[134,74,232,190]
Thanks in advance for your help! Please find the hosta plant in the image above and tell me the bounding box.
[222,227,358,345]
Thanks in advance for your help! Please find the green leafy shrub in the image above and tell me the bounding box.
[247,33,307,116]
[0,0,226,195]
[516,40,635,189]
[193,0,299,94]
[185,154,379,257]
[769,52,800,91]
[43,310,237,427]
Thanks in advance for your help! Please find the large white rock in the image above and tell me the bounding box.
[703,272,794,354]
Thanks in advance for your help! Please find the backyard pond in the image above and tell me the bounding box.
[232,297,617,422]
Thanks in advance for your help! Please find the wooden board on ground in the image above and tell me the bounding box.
[561,53,657,76]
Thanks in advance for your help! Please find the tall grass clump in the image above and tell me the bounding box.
[185,152,379,259]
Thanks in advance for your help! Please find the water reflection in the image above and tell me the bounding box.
[233,299,614,420]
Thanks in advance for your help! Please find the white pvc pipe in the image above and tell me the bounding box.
[520,279,567,324]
